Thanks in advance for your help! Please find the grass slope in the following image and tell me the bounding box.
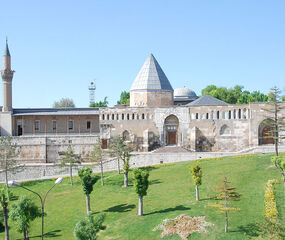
[1,153,284,239]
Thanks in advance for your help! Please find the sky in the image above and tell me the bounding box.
[0,0,284,108]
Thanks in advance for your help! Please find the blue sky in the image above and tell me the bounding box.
[0,0,284,108]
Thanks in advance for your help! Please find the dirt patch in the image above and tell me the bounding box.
[153,214,213,239]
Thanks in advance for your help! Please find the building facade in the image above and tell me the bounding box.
[0,44,284,163]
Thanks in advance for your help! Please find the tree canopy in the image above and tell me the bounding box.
[117,91,130,105]
[53,98,75,108]
[89,97,108,107]
[201,85,269,104]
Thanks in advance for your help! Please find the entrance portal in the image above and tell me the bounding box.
[258,119,274,145]
[164,115,179,146]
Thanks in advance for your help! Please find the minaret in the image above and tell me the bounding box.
[1,39,14,112]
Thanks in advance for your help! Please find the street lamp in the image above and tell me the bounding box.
[8,177,63,240]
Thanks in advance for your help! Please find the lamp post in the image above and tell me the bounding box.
[8,177,63,240]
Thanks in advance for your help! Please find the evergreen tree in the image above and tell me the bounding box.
[78,168,99,214]
[210,177,241,232]
[133,168,149,216]
[190,165,202,201]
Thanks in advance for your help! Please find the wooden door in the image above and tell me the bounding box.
[101,139,108,149]
[262,127,274,144]
[168,131,176,145]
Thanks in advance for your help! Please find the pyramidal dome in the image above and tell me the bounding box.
[130,54,173,91]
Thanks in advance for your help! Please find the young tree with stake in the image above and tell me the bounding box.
[59,145,81,185]
[90,139,105,186]
[190,165,202,201]
[78,168,99,214]
[133,168,149,216]
[210,176,241,233]
[108,136,133,187]
[9,196,41,240]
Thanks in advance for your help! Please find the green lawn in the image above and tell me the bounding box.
[1,153,284,239]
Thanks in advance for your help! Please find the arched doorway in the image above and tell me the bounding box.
[122,130,130,141]
[258,119,274,145]
[164,115,179,145]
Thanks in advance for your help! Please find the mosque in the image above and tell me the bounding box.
[0,42,283,163]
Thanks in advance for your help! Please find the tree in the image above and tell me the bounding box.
[90,139,105,186]
[108,136,133,187]
[74,213,105,240]
[0,136,19,188]
[89,97,108,107]
[53,98,75,108]
[117,91,130,105]
[133,168,149,216]
[271,156,285,188]
[190,165,202,201]
[210,177,241,232]
[262,86,285,158]
[9,196,41,240]
[59,145,81,186]
[0,186,9,240]
[282,96,285,102]
[78,168,99,214]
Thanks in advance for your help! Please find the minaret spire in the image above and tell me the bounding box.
[1,39,14,112]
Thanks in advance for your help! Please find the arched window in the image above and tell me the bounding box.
[220,125,230,135]
[196,113,199,119]
[117,114,119,120]
[206,113,209,119]
[229,111,231,119]
[142,113,145,120]
[112,114,114,120]
[102,114,105,120]
[217,111,220,119]
[122,130,130,141]
[122,114,124,120]
[127,114,129,120]
[132,113,135,120]
[233,110,236,119]
[107,114,109,120]
[238,109,241,119]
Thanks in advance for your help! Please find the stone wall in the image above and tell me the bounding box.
[14,135,100,163]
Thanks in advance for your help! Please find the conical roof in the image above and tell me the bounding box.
[130,54,173,91]
[187,95,228,106]
[4,40,10,56]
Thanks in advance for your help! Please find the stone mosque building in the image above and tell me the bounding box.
[0,42,284,163]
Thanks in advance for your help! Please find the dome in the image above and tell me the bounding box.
[174,86,197,98]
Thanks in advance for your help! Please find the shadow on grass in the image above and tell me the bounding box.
[235,223,260,237]
[145,205,191,216]
[19,230,62,239]
[149,179,162,185]
[104,203,136,213]
[139,166,158,172]
[21,179,54,187]
[199,197,215,201]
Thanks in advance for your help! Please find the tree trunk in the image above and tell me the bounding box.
[5,153,8,188]
[225,197,228,233]
[195,185,199,201]
[3,205,9,240]
[86,194,91,214]
[69,165,73,185]
[24,229,29,240]
[100,160,104,186]
[124,171,128,187]
[225,210,228,233]
[138,196,143,216]
[117,159,120,174]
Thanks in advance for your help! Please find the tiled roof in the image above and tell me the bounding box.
[187,95,228,106]
[130,54,173,91]
[12,108,99,116]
